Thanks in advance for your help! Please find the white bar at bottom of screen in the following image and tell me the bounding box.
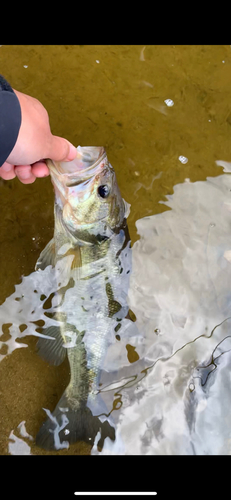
[74,493,157,496]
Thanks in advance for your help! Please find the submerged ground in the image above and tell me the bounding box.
[0,45,231,455]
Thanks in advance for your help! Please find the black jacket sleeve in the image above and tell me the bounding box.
[0,75,22,167]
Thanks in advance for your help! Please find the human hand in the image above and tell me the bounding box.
[0,90,77,184]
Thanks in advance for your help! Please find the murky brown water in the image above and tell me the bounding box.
[1,45,231,455]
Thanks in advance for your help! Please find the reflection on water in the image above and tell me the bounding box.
[94,167,231,454]
[2,166,231,454]
[8,421,33,455]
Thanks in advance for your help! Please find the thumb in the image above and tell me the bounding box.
[48,135,77,162]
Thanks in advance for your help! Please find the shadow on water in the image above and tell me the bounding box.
[1,45,231,454]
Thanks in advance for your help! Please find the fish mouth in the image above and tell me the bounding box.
[48,146,107,177]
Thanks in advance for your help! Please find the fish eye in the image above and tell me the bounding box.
[98,185,110,198]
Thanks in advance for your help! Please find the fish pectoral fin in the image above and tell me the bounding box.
[61,246,82,270]
[35,390,115,451]
[35,238,56,270]
[36,326,67,366]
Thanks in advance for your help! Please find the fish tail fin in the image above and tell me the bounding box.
[35,390,115,451]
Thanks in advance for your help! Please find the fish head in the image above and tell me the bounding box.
[47,146,129,244]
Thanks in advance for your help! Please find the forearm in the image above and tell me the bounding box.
[0,75,21,167]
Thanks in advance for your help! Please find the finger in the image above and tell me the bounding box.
[17,175,37,184]
[0,162,16,180]
[48,136,76,162]
[31,161,50,178]
[14,165,36,184]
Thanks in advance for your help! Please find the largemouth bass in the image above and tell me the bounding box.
[35,146,131,450]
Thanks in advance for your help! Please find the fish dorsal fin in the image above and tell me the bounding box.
[35,238,56,271]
